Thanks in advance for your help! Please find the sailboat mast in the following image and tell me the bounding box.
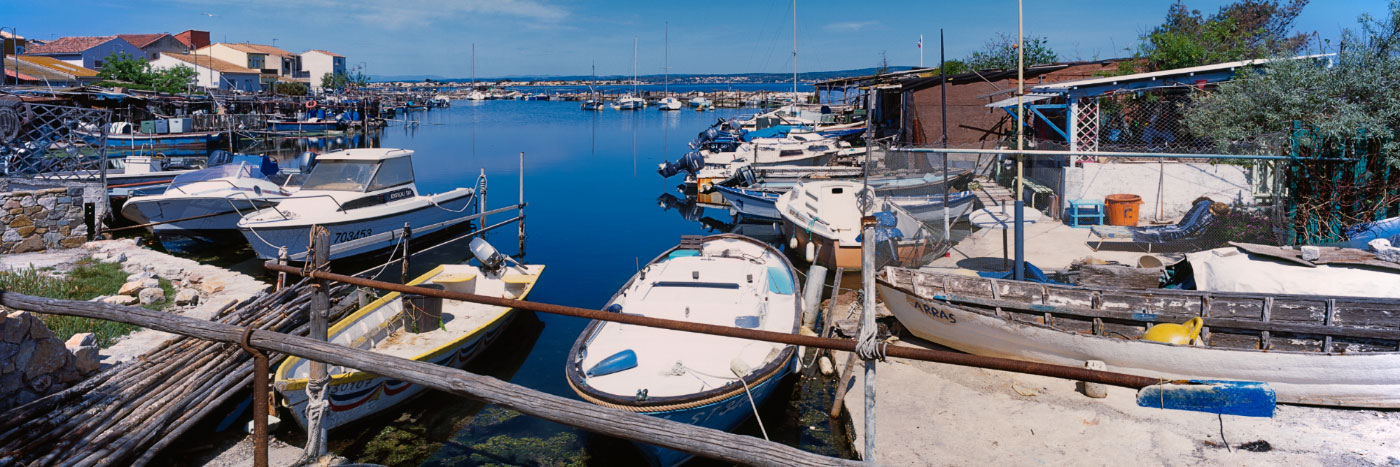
[664,22,669,96]
[792,0,798,112]
[633,36,639,95]
[471,43,476,89]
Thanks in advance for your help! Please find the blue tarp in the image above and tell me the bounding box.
[741,125,812,142]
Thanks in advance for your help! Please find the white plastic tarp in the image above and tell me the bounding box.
[1187,247,1400,298]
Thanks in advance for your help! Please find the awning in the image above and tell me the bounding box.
[984,92,1057,108]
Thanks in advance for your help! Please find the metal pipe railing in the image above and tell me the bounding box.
[889,146,1355,162]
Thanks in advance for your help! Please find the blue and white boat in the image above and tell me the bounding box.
[104,131,222,151]
[566,234,801,466]
[712,185,782,219]
[121,154,293,254]
[236,148,479,261]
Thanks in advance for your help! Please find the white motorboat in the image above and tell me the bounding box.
[566,234,801,466]
[121,154,293,254]
[775,180,939,270]
[612,95,646,110]
[657,97,682,110]
[236,148,477,261]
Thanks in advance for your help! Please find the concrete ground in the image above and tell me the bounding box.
[838,344,1400,466]
[835,210,1400,466]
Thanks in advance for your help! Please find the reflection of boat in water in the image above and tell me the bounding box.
[120,154,295,254]
[237,148,479,261]
[267,119,346,133]
[566,234,801,466]
[657,193,783,244]
[275,239,545,430]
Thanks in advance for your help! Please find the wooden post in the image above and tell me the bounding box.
[275,246,287,291]
[860,217,877,461]
[518,152,525,253]
[304,226,330,458]
[400,222,412,284]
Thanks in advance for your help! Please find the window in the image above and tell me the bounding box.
[93,60,104,68]
[301,160,378,191]
[367,156,415,191]
[779,149,804,157]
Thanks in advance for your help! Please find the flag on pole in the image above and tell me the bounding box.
[917,35,922,48]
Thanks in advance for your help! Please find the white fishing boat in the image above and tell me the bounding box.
[236,148,478,261]
[566,234,801,466]
[775,180,940,270]
[121,154,294,254]
[275,239,545,429]
[877,266,1400,408]
[657,97,682,111]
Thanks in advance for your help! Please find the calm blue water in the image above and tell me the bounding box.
[234,101,851,465]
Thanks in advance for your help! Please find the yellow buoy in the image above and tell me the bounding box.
[1142,317,1204,345]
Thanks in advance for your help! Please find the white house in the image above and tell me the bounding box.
[23,36,143,69]
[300,49,346,91]
[150,52,260,92]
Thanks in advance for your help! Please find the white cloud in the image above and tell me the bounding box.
[823,20,878,33]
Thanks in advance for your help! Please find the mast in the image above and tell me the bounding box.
[664,22,669,96]
[792,0,798,114]
[471,43,476,90]
[633,36,639,96]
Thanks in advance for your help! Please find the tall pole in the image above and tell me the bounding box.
[920,34,924,68]
[792,0,798,113]
[940,29,950,241]
[1014,0,1026,281]
[664,22,669,97]
[304,226,330,459]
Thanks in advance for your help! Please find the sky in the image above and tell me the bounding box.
[4,0,1390,78]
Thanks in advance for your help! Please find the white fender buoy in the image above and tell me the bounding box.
[789,236,799,249]
[804,242,816,262]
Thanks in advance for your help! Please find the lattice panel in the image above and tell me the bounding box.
[0,102,112,180]
[1074,97,1100,164]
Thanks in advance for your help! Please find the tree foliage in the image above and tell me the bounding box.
[320,70,370,91]
[275,81,309,96]
[96,53,197,94]
[1138,0,1311,71]
[965,33,1058,70]
[1183,1,1400,166]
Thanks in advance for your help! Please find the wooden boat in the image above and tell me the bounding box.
[566,234,801,466]
[274,240,544,430]
[776,180,943,270]
[267,119,345,133]
[876,267,1400,408]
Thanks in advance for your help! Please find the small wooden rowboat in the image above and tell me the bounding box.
[274,246,544,430]
[876,267,1400,408]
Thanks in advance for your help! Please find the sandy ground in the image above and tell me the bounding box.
[838,343,1400,466]
[835,212,1400,466]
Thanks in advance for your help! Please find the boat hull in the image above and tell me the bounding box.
[239,191,475,261]
[877,282,1400,408]
[267,121,343,132]
[713,186,779,219]
[279,307,516,431]
[636,361,793,466]
[781,222,862,270]
[891,192,977,223]
[123,196,280,253]
[104,132,220,150]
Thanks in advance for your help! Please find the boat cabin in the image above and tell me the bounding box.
[301,149,417,194]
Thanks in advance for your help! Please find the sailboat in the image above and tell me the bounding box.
[612,36,646,110]
[466,43,487,101]
[658,22,682,111]
[581,61,604,111]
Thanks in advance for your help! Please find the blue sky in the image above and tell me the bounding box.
[6,0,1389,78]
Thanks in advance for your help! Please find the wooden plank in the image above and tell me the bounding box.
[1325,299,1336,352]
[1261,297,1273,350]
[1077,264,1162,289]
[0,292,860,467]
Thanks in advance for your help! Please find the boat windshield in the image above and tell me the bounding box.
[168,161,264,190]
[301,160,379,192]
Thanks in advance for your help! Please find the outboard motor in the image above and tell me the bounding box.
[656,150,705,178]
[469,237,506,273]
[295,150,318,172]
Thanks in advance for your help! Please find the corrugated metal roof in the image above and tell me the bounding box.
[1031,54,1334,92]
[18,55,99,77]
[2,55,95,81]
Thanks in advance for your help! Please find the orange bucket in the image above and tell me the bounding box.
[1105,194,1143,226]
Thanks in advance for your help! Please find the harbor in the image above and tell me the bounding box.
[5,1,1400,466]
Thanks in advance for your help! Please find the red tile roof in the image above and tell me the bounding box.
[116,33,169,49]
[304,49,343,58]
[25,36,118,54]
[223,43,294,58]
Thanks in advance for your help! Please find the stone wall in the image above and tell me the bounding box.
[0,179,103,254]
[0,311,100,411]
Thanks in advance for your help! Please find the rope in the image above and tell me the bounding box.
[564,356,789,413]
[732,367,770,441]
[853,289,888,362]
[299,373,331,461]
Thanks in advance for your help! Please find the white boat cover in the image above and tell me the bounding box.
[1187,247,1400,298]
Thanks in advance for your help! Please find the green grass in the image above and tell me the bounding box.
[0,257,152,346]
